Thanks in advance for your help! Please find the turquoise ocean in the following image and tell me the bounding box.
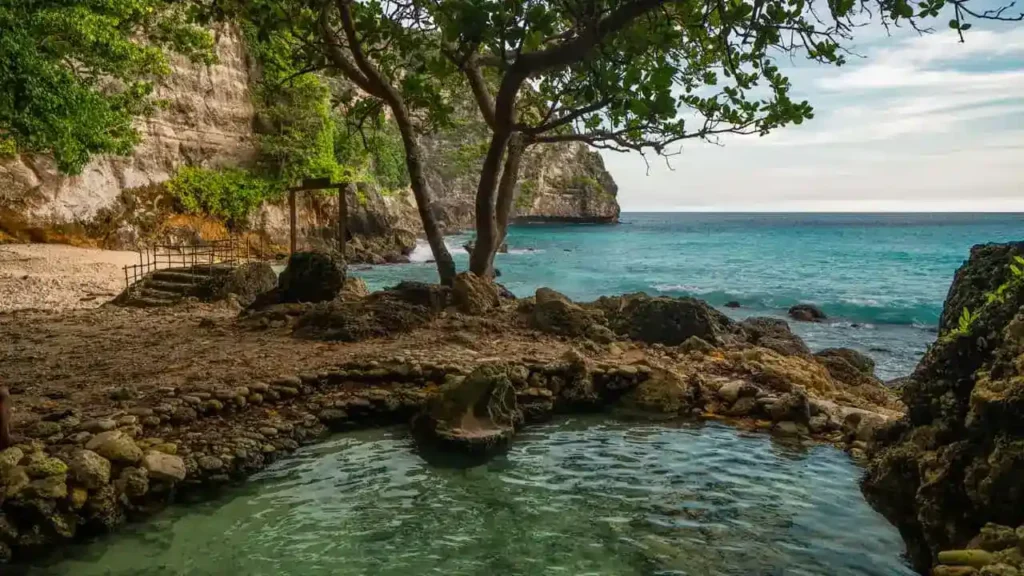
[359,212,1024,380]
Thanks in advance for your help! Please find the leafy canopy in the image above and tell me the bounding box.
[0,0,213,173]
[429,0,1019,154]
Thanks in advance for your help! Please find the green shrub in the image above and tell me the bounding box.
[0,137,15,157]
[166,166,277,228]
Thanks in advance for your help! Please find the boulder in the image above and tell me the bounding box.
[862,242,1024,574]
[200,262,277,307]
[411,365,520,458]
[65,449,111,489]
[389,281,450,311]
[815,347,876,376]
[529,289,602,338]
[788,304,827,322]
[142,451,187,482]
[293,288,440,341]
[117,467,149,499]
[452,272,500,315]
[620,369,695,415]
[814,348,881,387]
[767,391,811,424]
[739,317,811,357]
[85,431,143,464]
[277,251,346,303]
[939,242,1024,333]
[339,277,370,300]
[599,294,736,346]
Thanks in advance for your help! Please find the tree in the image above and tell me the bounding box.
[0,1,214,174]
[429,0,1022,276]
[214,0,462,283]
[219,0,1020,283]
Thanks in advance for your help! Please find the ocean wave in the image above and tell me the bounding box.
[506,248,545,255]
[407,239,434,263]
[407,238,470,263]
[649,285,940,328]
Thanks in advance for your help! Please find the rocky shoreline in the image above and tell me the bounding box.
[0,242,1020,575]
[0,265,905,568]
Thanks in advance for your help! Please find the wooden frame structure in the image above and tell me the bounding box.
[286,177,350,258]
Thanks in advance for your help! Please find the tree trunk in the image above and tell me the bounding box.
[396,120,457,285]
[495,135,525,247]
[469,131,510,276]
[318,3,456,285]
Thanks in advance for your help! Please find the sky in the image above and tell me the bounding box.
[601,7,1024,212]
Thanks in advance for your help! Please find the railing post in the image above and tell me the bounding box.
[338,183,348,260]
[289,188,297,255]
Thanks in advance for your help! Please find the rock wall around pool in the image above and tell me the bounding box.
[862,241,1024,574]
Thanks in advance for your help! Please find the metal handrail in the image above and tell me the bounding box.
[122,236,266,289]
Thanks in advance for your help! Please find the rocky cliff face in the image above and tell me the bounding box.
[420,119,619,233]
[0,25,257,231]
[0,26,619,252]
[862,242,1024,574]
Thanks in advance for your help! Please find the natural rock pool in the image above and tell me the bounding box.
[35,418,915,576]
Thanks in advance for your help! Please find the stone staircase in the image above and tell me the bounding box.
[119,267,218,307]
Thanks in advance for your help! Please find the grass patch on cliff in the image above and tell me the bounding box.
[167,167,279,229]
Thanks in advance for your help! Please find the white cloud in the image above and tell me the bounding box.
[599,23,1024,212]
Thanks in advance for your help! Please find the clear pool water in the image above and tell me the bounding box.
[38,418,915,576]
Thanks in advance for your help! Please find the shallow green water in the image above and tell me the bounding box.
[38,419,915,576]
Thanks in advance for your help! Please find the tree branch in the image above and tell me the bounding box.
[463,56,498,131]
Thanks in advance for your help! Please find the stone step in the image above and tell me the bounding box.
[150,269,208,284]
[127,296,178,308]
[139,287,185,301]
[146,280,200,295]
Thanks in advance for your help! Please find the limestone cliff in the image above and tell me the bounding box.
[0,25,257,231]
[420,118,619,233]
[0,24,619,255]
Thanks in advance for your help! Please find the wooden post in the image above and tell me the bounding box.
[337,183,348,259]
[289,188,297,255]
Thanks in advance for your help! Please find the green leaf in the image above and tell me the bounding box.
[949,19,960,29]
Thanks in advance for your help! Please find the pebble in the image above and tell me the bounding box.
[181,395,202,406]
[142,451,187,482]
[197,455,225,472]
[273,376,302,388]
[66,449,111,489]
[249,382,269,393]
[938,550,995,568]
[274,386,299,398]
[232,386,250,398]
[127,407,155,417]
[248,393,264,405]
[259,427,278,437]
[25,476,68,499]
[0,448,24,475]
[27,421,62,438]
[85,430,143,464]
[79,419,116,434]
[26,457,68,478]
[69,486,89,510]
[171,407,198,424]
[203,399,224,412]
[117,415,138,426]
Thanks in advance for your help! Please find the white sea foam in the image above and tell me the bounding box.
[408,239,434,263]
